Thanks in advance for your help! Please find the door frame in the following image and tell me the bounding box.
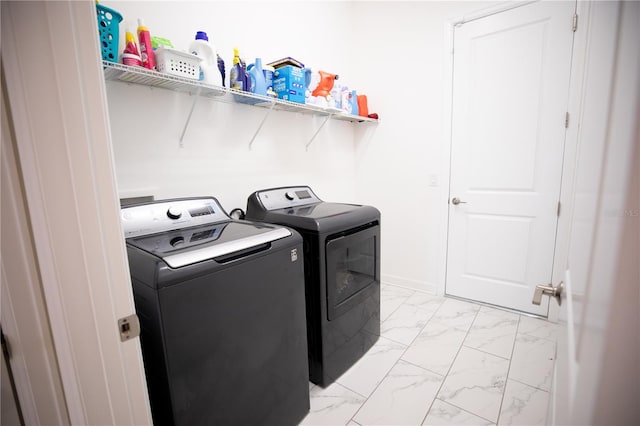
[2,86,69,424]
[551,1,640,422]
[2,1,152,424]
[438,0,581,321]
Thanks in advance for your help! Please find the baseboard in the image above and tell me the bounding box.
[381,273,437,295]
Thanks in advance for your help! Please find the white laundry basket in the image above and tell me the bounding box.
[155,47,201,80]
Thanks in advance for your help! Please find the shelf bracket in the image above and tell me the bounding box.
[305,114,333,151]
[248,101,276,150]
[179,87,202,147]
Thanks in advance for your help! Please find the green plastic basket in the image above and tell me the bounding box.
[96,4,122,62]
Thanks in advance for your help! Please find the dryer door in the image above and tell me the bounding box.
[325,224,380,320]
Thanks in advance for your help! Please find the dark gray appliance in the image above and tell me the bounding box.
[245,186,380,387]
[121,197,309,426]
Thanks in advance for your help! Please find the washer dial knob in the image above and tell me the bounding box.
[167,207,182,219]
[285,191,296,201]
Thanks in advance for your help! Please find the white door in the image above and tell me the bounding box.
[552,1,640,424]
[446,1,576,315]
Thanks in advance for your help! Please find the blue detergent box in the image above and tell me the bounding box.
[273,65,305,104]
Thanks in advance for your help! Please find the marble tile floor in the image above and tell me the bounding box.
[300,284,557,426]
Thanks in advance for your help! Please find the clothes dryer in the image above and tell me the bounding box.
[245,186,380,386]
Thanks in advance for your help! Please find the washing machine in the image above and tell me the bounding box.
[121,197,309,426]
[245,186,381,387]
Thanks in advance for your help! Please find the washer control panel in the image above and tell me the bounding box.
[121,197,229,238]
[256,186,322,210]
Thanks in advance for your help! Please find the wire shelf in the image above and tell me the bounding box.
[102,61,378,123]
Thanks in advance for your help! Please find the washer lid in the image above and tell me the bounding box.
[126,221,291,268]
[274,202,363,219]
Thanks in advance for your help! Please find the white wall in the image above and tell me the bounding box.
[351,1,494,292]
[104,1,492,293]
[105,0,362,212]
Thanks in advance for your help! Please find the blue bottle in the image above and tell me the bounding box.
[350,90,359,116]
[247,58,267,96]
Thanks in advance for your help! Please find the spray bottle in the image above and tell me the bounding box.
[136,18,155,70]
[229,47,249,91]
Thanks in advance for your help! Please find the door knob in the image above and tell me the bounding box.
[451,197,467,205]
[532,281,564,306]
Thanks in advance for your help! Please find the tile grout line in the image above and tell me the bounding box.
[380,308,440,347]
[387,301,451,424]
[347,295,441,424]
[380,288,415,323]
[383,286,556,425]
[399,358,446,378]
[346,289,526,426]
[459,343,513,361]
[508,377,551,394]
[419,304,484,425]
[509,329,558,392]
[495,314,523,426]
[340,284,414,423]
[335,381,369,400]
[348,294,449,424]
[518,330,558,344]
[345,340,408,422]
[308,291,414,424]
[430,399,496,425]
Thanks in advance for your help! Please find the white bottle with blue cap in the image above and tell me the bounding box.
[189,31,223,86]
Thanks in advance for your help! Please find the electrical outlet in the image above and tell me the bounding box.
[429,174,438,187]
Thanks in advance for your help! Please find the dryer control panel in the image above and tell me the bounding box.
[255,186,322,210]
[121,197,229,238]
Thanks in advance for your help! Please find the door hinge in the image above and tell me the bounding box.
[118,314,140,342]
[572,13,578,32]
[557,201,562,217]
[565,112,570,128]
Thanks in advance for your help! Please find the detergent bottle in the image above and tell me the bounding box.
[217,54,226,87]
[341,86,352,113]
[263,64,276,97]
[311,71,339,98]
[330,83,342,109]
[311,70,338,107]
[230,47,249,91]
[350,90,359,116]
[304,68,319,104]
[137,18,155,70]
[189,31,223,86]
[121,26,142,67]
[247,58,267,96]
[357,94,369,117]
